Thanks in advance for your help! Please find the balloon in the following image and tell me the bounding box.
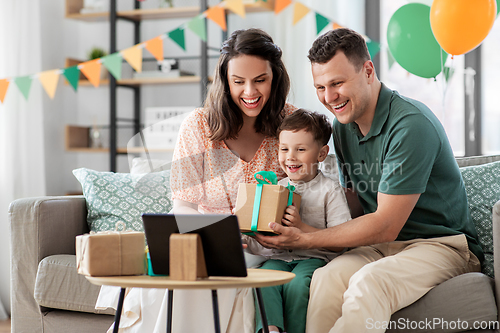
[387,3,447,78]
[430,0,497,56]
[497,0,500,15]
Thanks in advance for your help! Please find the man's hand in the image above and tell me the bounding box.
[254,222,310,250]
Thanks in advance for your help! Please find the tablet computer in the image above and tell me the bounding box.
[142,214,247,277]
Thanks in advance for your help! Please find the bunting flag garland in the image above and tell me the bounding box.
[292,2,310,25]
[0,79,9,103]
[122,46,143,73]
[168,28,186,51]
[15,76,33,101]
[186,15,207,42]
[315,13,330,34]
[102,53,123,80]
[225,0,246,19]
[366,40,381,60]
[0,0,384,104]
[63,66,80,92]
[145,36,164,62]
[38,70,60,99]
[206,6,227,31]
[80,59,102,88]
[275,0,292,14]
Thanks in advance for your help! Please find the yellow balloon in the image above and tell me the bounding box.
[430,0,497,56]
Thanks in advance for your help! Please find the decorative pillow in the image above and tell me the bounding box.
[460,160,500,278]
[73,168,172,232]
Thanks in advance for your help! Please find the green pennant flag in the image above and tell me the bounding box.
[366,40,381,60]
[187,16,207,42]
[443,66,455,82]
[168,28,186,51]
[15,76,32,101]
[387,48,396,69]
[64,66,80,91]
[315,12,330,35]
[102,53,122,80]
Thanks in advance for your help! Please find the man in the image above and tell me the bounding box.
[254,28,483,333]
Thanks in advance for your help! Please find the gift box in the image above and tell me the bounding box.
[76,231,146,276]
[235,183,301,234]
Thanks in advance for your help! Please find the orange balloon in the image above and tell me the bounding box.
[430,0,497,56]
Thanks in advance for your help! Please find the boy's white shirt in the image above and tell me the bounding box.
[243,170,352,262]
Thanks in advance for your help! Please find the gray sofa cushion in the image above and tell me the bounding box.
[389,273,497,333]
[34,254,114,315]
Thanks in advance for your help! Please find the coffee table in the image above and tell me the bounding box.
[87,268,295,333]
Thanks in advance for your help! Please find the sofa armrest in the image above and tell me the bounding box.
[492,200,500,320]
[9,196,88,332]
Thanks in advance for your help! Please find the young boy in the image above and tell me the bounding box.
[244,108,352,333]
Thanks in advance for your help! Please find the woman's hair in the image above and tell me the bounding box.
[205,28,290,141]
[308,28,370,71]
[278,108,332,146]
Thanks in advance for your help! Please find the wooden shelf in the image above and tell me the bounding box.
[65,1,274,21]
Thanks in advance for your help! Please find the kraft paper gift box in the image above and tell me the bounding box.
[76,231,146,276]
[235,183,301,234]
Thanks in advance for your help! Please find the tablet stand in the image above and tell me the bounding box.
[169,234,208,280]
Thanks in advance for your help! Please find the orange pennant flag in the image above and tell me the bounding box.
[80,59,102,88]
[225,0,245,19]
[122,46,143,73]
[145,36,164,62]
[38,70,60,99]
[293,2,310,25]
[275,0,292,14]
[206,6,227,31]
[0,79,9,103]
[333,23,344,30]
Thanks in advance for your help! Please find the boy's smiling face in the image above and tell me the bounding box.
[279,129,329,183]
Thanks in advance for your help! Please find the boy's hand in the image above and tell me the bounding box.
[282,205,305,231]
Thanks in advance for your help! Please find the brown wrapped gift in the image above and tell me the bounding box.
[234,183,301,234]
[76,231,146,276]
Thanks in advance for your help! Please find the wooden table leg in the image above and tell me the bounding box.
[211,290,221,333]
[167,289,174,333]
[255,288,269,333]
[113,288,126,333]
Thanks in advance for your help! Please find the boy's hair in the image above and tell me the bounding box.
[278,109,332,146]
[307,28,370,71]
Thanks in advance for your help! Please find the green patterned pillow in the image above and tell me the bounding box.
[460,160,500,278]
[73,168,172,232]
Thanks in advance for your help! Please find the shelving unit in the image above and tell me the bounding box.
[64,0,274,171]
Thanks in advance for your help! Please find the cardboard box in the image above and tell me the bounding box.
[235,183,301,234]
[76,231,146,276]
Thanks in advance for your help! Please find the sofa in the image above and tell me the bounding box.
[9,154,500,333]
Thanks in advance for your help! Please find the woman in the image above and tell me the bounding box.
[98,28,296,333]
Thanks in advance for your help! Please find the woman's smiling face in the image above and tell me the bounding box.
[227,54,273,119]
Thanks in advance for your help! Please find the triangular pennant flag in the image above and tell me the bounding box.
[102,53,123,80]
[0,79,9,103]
[168,28,186,51]
[293,2,310,25]
[38,70,60,99]
[122,46,143,73]
[315,12,330,34]
[366,40,381,60]
[63,66,80,91]
[15,76,32,101]
[333,22,343,30]
[187,15,207,42]
[80,59,102,88]
[145,36,164,62]
[206,6,227,31]
[225,0,245,18]
[387,48,396,69]
[275,0,292,14]
[443,66,455,82]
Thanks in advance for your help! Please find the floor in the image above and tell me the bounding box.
[0,319,10,333]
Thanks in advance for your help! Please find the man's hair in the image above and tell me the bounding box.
[278,109,332,146]
[205,28,290,141]
[307,28,371,71]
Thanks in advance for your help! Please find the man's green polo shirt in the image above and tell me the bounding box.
[332,83,483,261]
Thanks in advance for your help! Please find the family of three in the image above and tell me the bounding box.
[99,27,482,333]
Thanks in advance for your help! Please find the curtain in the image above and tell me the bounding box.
[0,1,46,316]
